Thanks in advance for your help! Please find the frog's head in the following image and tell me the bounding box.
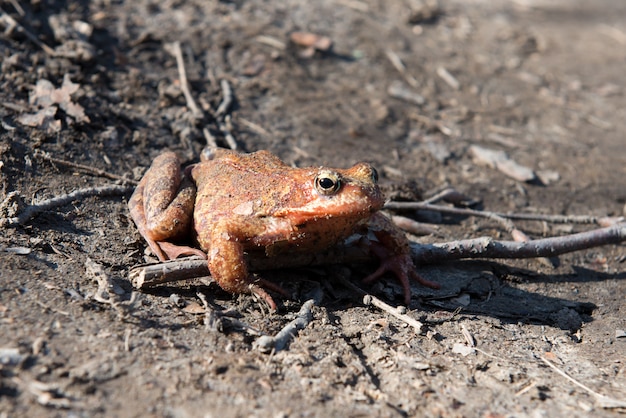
[276,162,385,224]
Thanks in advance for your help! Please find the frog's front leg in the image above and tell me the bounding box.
[129,152,205,261]
[362,212,440,305]
[204,218,290,311]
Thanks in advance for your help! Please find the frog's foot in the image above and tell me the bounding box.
[154,241,207,261]
[248,277,291,311]
[362,254,440,306]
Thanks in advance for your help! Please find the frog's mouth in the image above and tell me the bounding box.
[276,182,385,224]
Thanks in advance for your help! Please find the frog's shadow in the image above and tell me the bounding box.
[139,260,620,332]
[335,260,621,332]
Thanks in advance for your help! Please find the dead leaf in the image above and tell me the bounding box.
[15,106,61,133]
[183,301,206,314]
[469,145,536,182]
[21,74,90,127]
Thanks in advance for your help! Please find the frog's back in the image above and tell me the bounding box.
[190,150,310,217]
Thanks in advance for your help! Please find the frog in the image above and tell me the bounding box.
[128,148,439,310]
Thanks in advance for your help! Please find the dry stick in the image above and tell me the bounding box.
[8,0,25,16]
[35,151,138,185]
[130,246,366,289]
[168,41,202,119]
[202,127,219,149]
[338,276,424,333]
[169,41,236,149]
[390,200,521,240]
[385,49,419,88]
[412,222,626,264]
[215,79,238,150]
[4,184,135,226]
[219,114,238,150]
[255,299,316,353]
[540,356,626,409]
[422,188,471,204]
[239,117,271,137]
[215,79,233,118]
[0,10,56,55]
[129,222,626,289]
[385,201,623,226]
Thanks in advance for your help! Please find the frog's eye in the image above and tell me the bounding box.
[315,171,341,195]
[371,167,379,184]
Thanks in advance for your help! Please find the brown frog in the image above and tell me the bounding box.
[128,148,439,309]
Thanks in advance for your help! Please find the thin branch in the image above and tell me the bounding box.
[129,245,367,289]
[167,41,202,119]
[0,9,56,55]
[385,201,623,226]
[540,355,626,409]
[3,184,135,227]
[215,79,233,118]
[35,151,138,185]
[338,276,424,333]
[385,49,419,88]
[238,117,270,137]
[411,222,626,264]
[219,114,238,150]
[255,299,315,353]
[130,257,214,288]
[128,223,626,289]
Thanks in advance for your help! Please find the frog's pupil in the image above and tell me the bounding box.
[319,177,335,190]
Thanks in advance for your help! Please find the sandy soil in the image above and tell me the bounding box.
[1,0,625,417]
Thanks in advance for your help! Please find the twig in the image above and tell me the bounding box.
[412,223,626,264]
[8,0,24,16]
[385,49,419,88]
[35,151,138,184]
[124,328,131,352]
[255,299,315,353]
[129,222,626,288]
[385,201,623,226]
[254,35,286,50]
[540,355,626,409]
[202,127,218,148]
[129,246,367,289]
[215,79,233,118]
[0,9,56,55]
[3,184,135,226]
[422,188,478,205]
[0,101,28,112]
[436,66,460,90]
[339,276,424,333]
[167,41,202,119]
[129,256,212,288]
[219,114,238,150]
[239,117,271,137]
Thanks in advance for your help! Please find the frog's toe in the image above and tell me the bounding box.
[362,256,439,305]
[249,284,278,311]
[249,277,291,311]
[409,269,440,290]
[157,241,207,260]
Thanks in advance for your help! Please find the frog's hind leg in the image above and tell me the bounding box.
[129,152,198,261]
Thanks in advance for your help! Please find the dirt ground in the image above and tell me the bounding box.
[1,0,625,416]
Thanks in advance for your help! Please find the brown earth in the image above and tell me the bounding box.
[1,0,625,417]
